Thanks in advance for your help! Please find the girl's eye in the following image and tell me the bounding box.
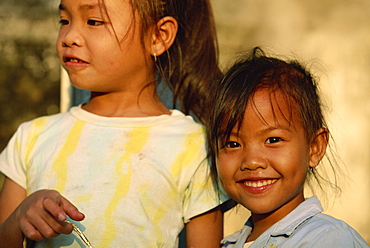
[87,20,104,26]
[59,19,69,26]
[225,141,241,148]
[266,137,282,144]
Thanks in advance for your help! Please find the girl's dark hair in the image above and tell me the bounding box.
[132,0,222,123]
[206,47,340,195]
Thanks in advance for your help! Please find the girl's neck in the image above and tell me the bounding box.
[247,213,278,242]
[247,194,305,242]
[82,90,170,118]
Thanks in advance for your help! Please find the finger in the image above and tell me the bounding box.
[42,193,85,222]
[30,210,66,238]
[40,211,74,235]
[21,221,44,241]
[39,199,75,235]
[42,196,67,222]
[60,197,85,221]
[21,217,61,241]
[38,225,60,239]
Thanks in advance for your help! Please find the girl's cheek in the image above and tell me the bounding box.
[216,165,227,187]
[217,157,233,179]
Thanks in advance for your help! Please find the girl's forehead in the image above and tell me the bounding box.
[248,89,300,127]
[59,0,134,24]
[59,0,101,13]
[251,88,287,106]
[59,0,99,7]
[59,0,129,11]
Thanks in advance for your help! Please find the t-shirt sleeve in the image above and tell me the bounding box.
[182,157,229,223]
[0,124,28,189]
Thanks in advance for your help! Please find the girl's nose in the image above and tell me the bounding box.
[239,146,268,171]
[60,25,84,47]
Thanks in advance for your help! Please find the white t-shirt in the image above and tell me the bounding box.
[0,106,226,247]
[243,242,253,248]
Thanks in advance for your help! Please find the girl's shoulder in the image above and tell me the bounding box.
[153,109,206,136]
[18,110,71,133]
[309,212,357,234]
[169,109,199,122]
[13,108,78,144]
[303,212,369,247]
[264,196,369,247]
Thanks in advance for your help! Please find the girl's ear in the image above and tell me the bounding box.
[309,128,329,168]
[149,16,178,56]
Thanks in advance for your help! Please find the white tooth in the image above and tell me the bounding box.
[244,179,277,187]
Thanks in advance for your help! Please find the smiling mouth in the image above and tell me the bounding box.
[243,179,277,187]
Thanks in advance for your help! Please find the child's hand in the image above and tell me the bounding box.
[16,189,84,241]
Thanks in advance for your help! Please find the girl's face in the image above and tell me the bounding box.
[57,0,152,93]
[217,89,315,221]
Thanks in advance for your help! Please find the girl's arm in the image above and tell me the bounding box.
[185,206,223,248]
[0,177,85,248]
[0,177,26,247]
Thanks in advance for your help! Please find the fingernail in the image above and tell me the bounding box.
[58,213,66,221]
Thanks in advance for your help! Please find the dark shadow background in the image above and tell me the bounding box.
[0,0,61,151]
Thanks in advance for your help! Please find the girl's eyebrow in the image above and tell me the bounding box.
[79,3,99,10]
[58,3,99,11]
[256,125,292,136]
[230,124,291,136]
[228,127,288,139]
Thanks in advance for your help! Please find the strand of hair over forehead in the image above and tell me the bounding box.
[212,47,325,145]
[214,48,274,146]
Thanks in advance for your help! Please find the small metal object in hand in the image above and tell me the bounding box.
[65,220,93,248]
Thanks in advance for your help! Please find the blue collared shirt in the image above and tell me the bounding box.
[221,196,369,248]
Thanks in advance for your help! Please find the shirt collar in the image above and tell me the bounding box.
[270,196,323,237]
[221,196,323,245]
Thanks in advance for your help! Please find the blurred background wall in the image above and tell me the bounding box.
[0,0,369,244]
[212,0,370,243]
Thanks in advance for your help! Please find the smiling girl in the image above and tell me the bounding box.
[206,47,369,247]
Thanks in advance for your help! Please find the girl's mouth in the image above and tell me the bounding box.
[243,179,277,187]
[69,58,83,63]
[240,179,278,194]
[64,57,86,63]
[63,56,89,69]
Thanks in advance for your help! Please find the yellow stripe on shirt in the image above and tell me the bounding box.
[52,120,85,192]
[101,127,150,246]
